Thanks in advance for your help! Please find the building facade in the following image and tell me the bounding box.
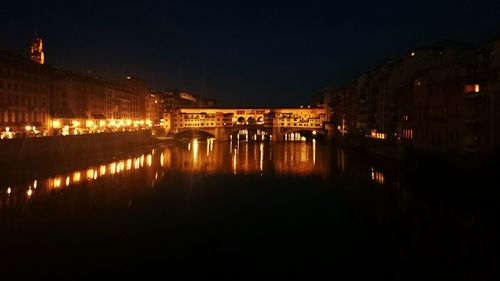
[0,54,50,138]
[319,39,500,154]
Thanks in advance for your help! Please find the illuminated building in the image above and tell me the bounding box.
[170,107,327,140]
[0,54,50,138]
[30,37,45,65]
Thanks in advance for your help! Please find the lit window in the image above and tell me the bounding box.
[464,84,480,93]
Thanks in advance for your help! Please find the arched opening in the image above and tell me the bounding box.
[174,130,215,143]
[247,117,255,125]
[237,117,245,124]
[256,116,264,124]
[228,128,272,142]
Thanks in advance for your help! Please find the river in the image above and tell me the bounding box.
[0,140,498,279]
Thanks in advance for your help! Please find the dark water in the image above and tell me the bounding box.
[0,140,498,280]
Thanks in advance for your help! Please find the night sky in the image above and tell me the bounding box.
[1,0,499,107]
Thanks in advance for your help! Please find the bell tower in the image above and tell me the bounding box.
[30,37,45,64]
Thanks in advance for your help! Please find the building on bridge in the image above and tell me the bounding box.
[167,107,328,141]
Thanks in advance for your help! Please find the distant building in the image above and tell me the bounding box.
[145,93,160,124]
[158,90,216,134]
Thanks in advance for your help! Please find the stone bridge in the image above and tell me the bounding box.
[167,107,327,141]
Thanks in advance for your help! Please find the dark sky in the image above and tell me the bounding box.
[1,0,499,107]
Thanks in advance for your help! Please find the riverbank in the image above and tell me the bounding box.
[0,130,160,167]
[332,136,500,174]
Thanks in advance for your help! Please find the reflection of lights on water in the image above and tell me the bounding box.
[232,148,237,174]
[126,159,132,170]
[65,176,70,186]
[7,187,11,195]
[54,178,61,188]
[93,170,98,180]
[192,139,199,161]
[140,155,145,167]
[155,172,158,180]
[33,180,37,189]
[188,143,191,150]
[100,165,106,176]
[146,154,152,167]
[117,161,125,173]
[312,139,316,165]
[87,169,94,179]
[259,142,264,171]
[371,167,385,184]
[160,153,164,167]
[134,158,140,169]
[73,172,81,182]
[110,162,117,174]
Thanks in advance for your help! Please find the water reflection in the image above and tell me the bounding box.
[0,142,406,210]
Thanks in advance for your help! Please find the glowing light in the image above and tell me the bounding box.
[73,172,81,182]
[54,178,61,188]
[7,187,11,195]
[65,176,70,186]
[259,142,264,171]
[411,52,415,56]
[33,180,37,189]
[110,162,117,174]
[86,120,94,127]
[192,139,198,161]
[87,169,94,179]
[312,139,316,165]
[371,167,385,184]
[72,120,81,127]
[312,130,317,135]
[232,149,237,175]
[52,120,61,128]
[25,125,32,131]
[134,158,140,169]
[100,165,107,175]
[62,126,70,136]
[160,153,164,167]
[27,189,33,197]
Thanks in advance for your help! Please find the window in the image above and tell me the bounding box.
[464,84,480,93]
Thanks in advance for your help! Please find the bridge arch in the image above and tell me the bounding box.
[237,116,245,124]
[226,126,272,141]
[247,117,255,125]
[173,129,216,140]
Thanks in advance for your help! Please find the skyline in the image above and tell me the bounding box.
[1,0,499,107]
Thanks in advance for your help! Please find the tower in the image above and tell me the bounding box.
[30,37,45,64]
